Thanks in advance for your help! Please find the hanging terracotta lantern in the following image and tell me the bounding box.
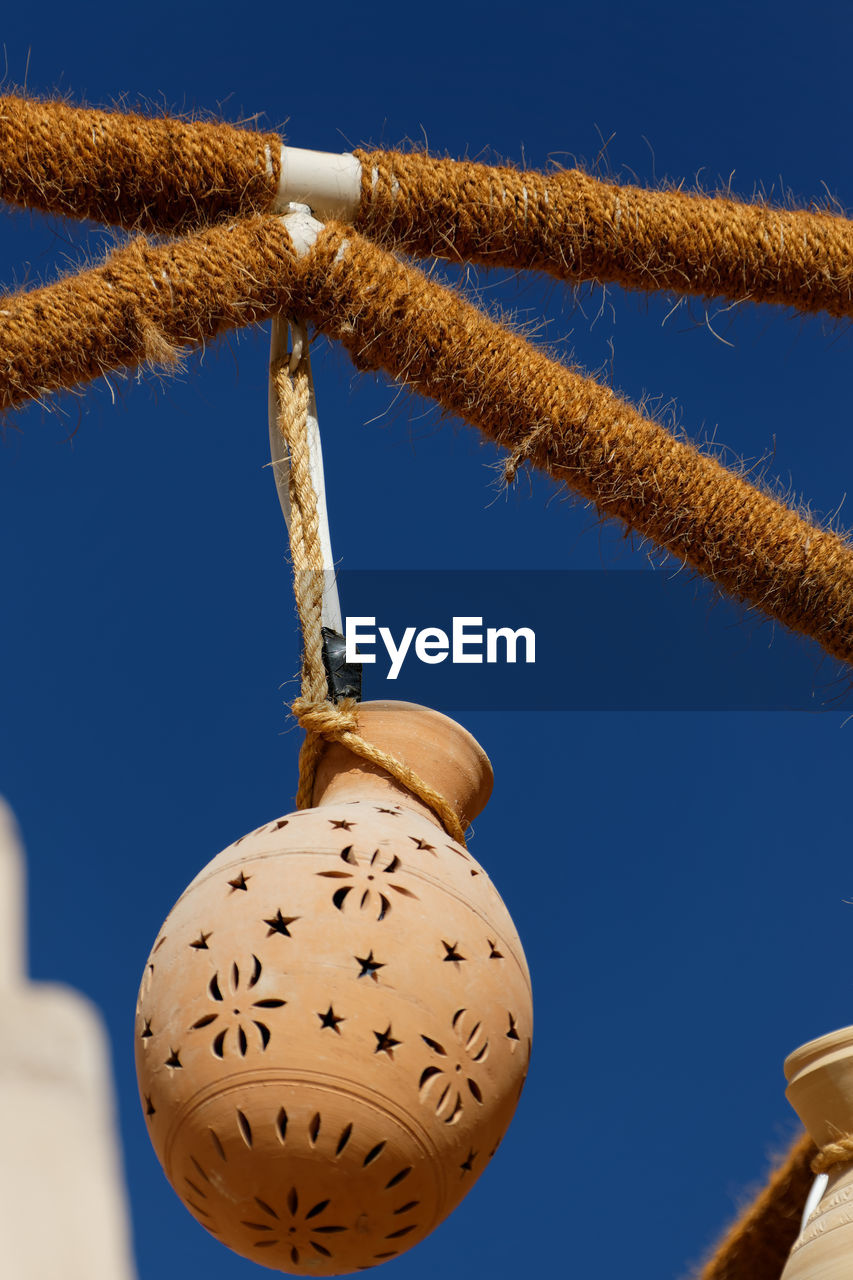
[780,1025,853,1280]
[135,701,532,1274]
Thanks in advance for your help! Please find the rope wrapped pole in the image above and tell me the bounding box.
[0,94,280,232]
[694,1131,815,1280]
[0,214,852,666]
[0,216,299,406]
[1,97,853,316]
[296,220,853,667]
[354,149,853,317]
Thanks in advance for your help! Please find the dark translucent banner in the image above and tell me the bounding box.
[323,570,850,711]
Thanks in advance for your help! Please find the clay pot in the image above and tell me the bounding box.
[780,1026,853,1280]
[135,701,532,1275]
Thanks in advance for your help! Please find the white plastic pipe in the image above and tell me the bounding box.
[269,306,343,635]
[274,146,362,221]
[800,1172,828,1233]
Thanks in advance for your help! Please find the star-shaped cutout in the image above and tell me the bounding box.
[506,1013,520,1041]
[330,819,355,830]
[189,931,211,950]
[140,1018,153,1039]
[488,939,504,959]
[264,909,299,937]
[273,818,289,830]
[145,1095,156,1118]
[165,1048,182,1069]
[373,1024,401,1057]
[355,950,385,980]
[376,807,399,816]
[409,836,436,852]
[460,1149,477,1175]
[228,871,250,892]
[442,940,466,964]
[318,1005,344,1033]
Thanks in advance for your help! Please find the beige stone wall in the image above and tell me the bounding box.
[0,801,137,1279]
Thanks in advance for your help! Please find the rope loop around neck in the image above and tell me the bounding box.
[290,696,468,846]
[811,1133,853,1175]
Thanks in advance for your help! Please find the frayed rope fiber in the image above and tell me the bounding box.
[693,1131,815,1280]
[298,222,853,668]
[2,214,853,667]
[0,94,852,317]
[0,217,299,404]
[355,150,853,316]
[0,95,280,233]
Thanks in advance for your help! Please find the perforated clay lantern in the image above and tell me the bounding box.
[135,701,532,1274]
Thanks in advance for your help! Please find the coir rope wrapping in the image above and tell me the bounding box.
[694,1131,816,1280]
[1,214,852,667]
[355,149,853,316]
[0,216,298,405]
[0,95,852,318]
[297,220,853,667]
[0,94,280,232]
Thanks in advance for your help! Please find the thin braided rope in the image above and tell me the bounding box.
[273,357,467,845]
[694,1131,816,1280]
[1,215,852,667]
[355,149,853,317]
[273,360,326,699]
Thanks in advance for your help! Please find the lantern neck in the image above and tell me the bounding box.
[785,1025,853,1149]
[310,701,493,835]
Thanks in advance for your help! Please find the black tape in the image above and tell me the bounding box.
[321,627,363,702]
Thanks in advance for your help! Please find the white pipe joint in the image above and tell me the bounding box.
[281,204,325,257]
[274,146,362,221]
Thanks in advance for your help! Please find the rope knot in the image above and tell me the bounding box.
[289,690,467,847]
[811,1133,853,1175]
[292,695,359,739]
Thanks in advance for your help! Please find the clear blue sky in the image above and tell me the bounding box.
[2,3,853,1277]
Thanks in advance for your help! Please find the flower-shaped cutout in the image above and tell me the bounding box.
[240,1186,348,1264]
[317,846,418,920]
[418,1007,489,1124]
[190,956,286,1057]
